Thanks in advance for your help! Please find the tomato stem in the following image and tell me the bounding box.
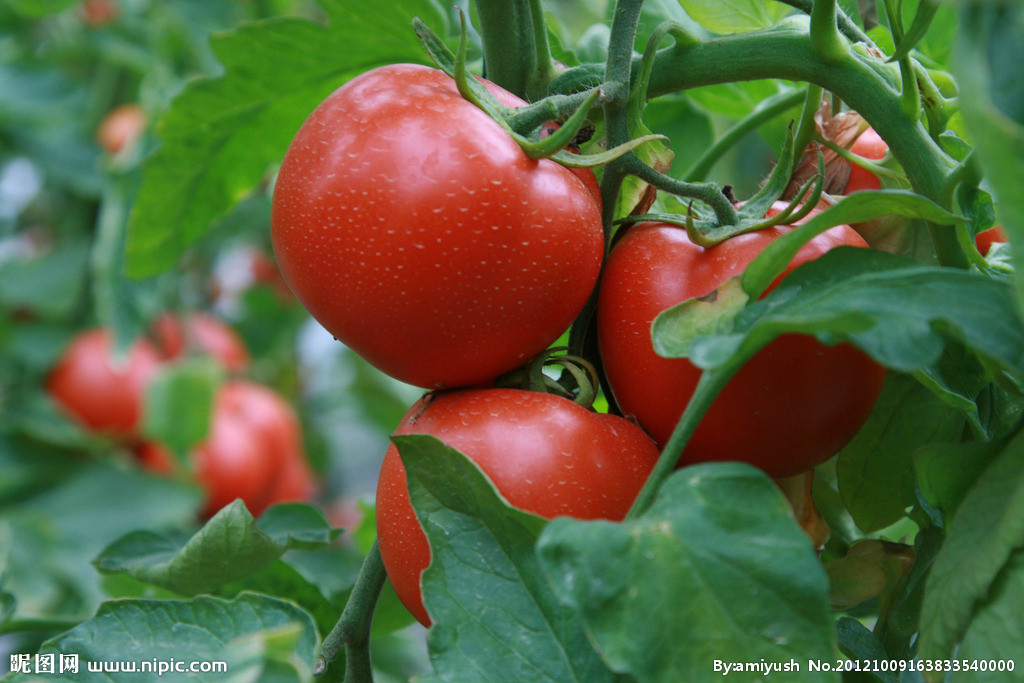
[623,155,740,226]
[791,85,824,171]
[316,541,386,681]
[810,0,849,63]
[473,0,553,101]
[777,0,874,45]
[625,367,739,519]
[645,25,968,268]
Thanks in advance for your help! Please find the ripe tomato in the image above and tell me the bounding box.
[375,388,660,626]
[47,328,162,440]
[271,64,603,389]
[975,225,1008,256]
[96,103,147,156]
[137,381,315,518]
[152,313,250,374]
[597,206,886,478]
[844,128,887,194]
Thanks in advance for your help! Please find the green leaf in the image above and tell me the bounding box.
[956,549,1024,683]
[654,248,1024,381]
[915,439,1002,522]
[141,358,220,458]
[395,434,617,682]
[93,502,340,596]
[680,0,793,35]
[888,0,939,64]
[6,593,317,682]
[835,618,897,683]
[837,373,964,533]
[0,240,90,318]
[1,465,200,622]
[741,190,965,300]
[125,0,447,278]
[537,463,838,682]
[919,429,1024,661]
[6,0,77,18]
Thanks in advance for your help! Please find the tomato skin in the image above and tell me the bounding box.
[46,329,162,439]
[975,225,1008,256]
[271,64,603,389]
[152,313,250,374]
[597,209,886,478]
[844,128,887,194]
[138,380,314,518]
[375,388,660,625]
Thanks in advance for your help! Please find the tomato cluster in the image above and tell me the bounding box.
[46,314,314,517]
[274,64,891,625]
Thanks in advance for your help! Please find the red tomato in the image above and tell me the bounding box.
[975,225,1008,256]
[46,328,162,440]
[844,128,887,194]
[96,103,147,156]
[271,64,603,389]
[137,381,314,518]
[375,388,660,626]
[597,206,886,478]
[79,0,118,27]
[152,313,250,374]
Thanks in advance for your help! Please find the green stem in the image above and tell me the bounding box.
[646,25,967,268]
[525,0,555,99]
[884,0,921,121]
[810,0,848,62]
[624,156,739,225]
[791,85,824,170]
[567,0,644,362]
[626,368,738,519]
[473,0,549,101]
[777,0,875,46]
[683,88,806,181]
[316,542,386,682]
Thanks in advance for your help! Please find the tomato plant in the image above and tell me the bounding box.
[375,388,659,625]
[270,63,603,390]
[46,328,162,440]
[6,1,1024,681]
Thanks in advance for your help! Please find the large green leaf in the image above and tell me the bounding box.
[653,248,1024,379]
[837,373,964,533]
[955,549,1024,683]
[680,0,792,35]
[537,463,837,683]
[6,593,317,682]
[395,434,619,683]
[93,502,341,596]
[0,464,200,623]
[918,430,1024,664]
[125,0,447,278]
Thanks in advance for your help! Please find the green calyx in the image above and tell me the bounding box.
[412,14,664,167]
[616,127,826,248]
[495,348,600,410]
